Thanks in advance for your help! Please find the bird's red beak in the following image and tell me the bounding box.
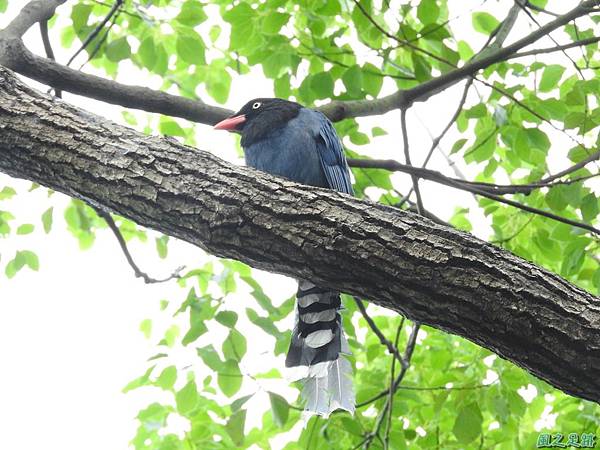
[213,114,246,131]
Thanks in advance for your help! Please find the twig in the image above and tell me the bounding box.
[347,156,600,196]
[2,1,598,125]
[66,0,124,67]
[541,149,600,183]
[361,323,420,449]
[383,322,403,449]
[93,207,184,284]
[400,108,425,214]
[79,7,121,69]
[522,0,560,17]
[38,20,62,98]
[353,297,403,362]
[510,36,600,59]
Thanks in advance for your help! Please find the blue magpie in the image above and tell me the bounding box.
[214,98,355,419]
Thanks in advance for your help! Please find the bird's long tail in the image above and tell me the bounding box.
[285,279,355,419]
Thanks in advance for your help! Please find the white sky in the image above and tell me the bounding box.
[0,1,597,449]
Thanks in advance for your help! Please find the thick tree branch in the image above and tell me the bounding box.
[0,67,599,404]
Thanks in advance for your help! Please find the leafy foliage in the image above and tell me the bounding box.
[1,0,599,449]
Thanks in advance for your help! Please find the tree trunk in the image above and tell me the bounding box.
[0,66,598,404]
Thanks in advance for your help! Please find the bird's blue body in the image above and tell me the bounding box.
[244,108,354,195]
[214,98,355,419]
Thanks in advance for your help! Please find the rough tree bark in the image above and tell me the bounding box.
[0,67,598,404]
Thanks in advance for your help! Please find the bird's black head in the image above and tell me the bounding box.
[214,98,302,147]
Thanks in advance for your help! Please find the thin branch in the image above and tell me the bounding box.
[383,322,403,449]
[348,157,600,235]
[1,0,597,126]
[350,0,453,68]
[361,323,420,449]
[93,207,184,284]
[321,0,600,121]
[357,324,420,409]
[38,20,62,98]
[397,78,473,209]
[400,108,425,214]
[510,36,600,59]
[424,78,474,168]
[347,155,600,196]
[2,0,65,38]
[541,149,600,183]
[78,7,121,70]
[523,0,560,17]
[353,297,403,362]
[66,0,124,67]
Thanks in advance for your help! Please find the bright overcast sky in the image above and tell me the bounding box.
[0,1,592,449]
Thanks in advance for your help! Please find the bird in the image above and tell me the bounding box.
[214,98,355,419]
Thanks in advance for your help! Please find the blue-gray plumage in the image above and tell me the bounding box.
[214,98,355,420]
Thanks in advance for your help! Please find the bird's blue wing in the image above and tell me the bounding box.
[314,112,354,195]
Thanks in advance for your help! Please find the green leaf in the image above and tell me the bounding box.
[138,36,157,71]
[139,319,152,339]
[206,62,231,104]
[163,324,179,348]
[561,241,587,277]
[371,126,387,137]
[539,65,565,92]
[176,380,199,415]
[182,304,208,345]
[71,4,92,32]
[155,235,168,259]
[225,409,246,446]
[581,194,599,222]
[41,207,53,234]
[449,207,472,232]
[311,72,334,99]
[156,365,177,390]
[16,250,39,272]
[176,29,205,65]
[215,310,238,328]
[0,186,16,200]
[209,25,221,43]
[362,63,383,96]
[546,186,568,212]
[159,118,186,137]
[268,392,289,427]
[472,12,499,35]
[16,224,34,235]
[175,0,207,27]
[342,65,363,96]
[197,345,224,371]
[453,402,483,443]
[0,0,7,13]
[450,138,467,154]
[105,37,131,62]
[222,329,247,361]
[417,0,440,25]
[218,359,242,397]
[231,394,253,413]
[123,366,155,393]
[262,12,290,34]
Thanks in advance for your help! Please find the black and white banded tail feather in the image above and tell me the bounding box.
[285,280,355,420]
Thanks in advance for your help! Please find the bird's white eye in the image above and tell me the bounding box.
[252,102,261,109]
